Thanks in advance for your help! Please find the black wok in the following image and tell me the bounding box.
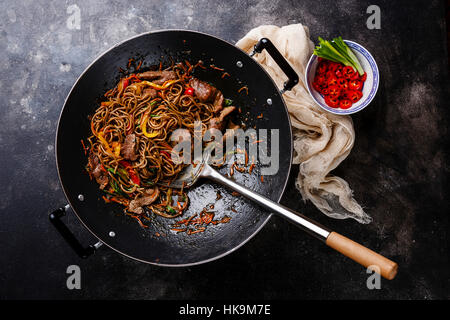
[51,30,297,266]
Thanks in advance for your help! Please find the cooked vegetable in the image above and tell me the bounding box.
[224,98,233,106]
[140,109,159,138]
[119,160,141,186]
[313,36,364,76]
[166,206,178,215]
[184,87,194,96]
[97,131,115,157]
[111,141,121,157]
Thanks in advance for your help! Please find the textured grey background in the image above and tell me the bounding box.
[0,0,449,299]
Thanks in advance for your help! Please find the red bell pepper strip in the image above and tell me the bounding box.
[119,160,140,186]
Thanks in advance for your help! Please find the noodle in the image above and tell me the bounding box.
[86,61,221,225]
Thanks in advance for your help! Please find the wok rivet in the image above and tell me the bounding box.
[267,98,273,105]
[78,194,84,201]
[236,61,243,68]
[109,231,115,237]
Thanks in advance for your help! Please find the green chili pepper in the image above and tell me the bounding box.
[117,168,129,180]
[142,179,155,187]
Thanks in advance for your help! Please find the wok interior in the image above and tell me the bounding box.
[57,31,292,265]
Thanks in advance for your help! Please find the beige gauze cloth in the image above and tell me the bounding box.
[236,24,372,224]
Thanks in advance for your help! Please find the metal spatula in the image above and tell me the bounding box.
[165,147,398,280]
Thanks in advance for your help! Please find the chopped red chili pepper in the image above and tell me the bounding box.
[349,79,363,91]
[328,62,341,73]
[346,90,363,103]
[359,72,367,82]
[326,75,338,87]
[339,99,353,109]
[342,66,355,79]
[324,95,340,108]
[337,78,348,89]
[314,74,326,86]
[312,81,322,93]
[184,87,194,96]
[327,85,341,97]
[312,59,366,109]
[317,62,328,74]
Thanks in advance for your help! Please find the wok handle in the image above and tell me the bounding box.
[250,38,299,93]
[49,205,102,259]
[202,164,398,280]
[326,232,398,280]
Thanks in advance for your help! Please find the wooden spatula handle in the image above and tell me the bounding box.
[203,164,398,279]
[326,232,398,280]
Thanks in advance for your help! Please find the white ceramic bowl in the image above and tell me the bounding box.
[305,40,379,115]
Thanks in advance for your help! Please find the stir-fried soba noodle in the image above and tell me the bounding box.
[85,61,237,227]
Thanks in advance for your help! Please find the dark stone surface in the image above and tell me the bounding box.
[0,0,448,299]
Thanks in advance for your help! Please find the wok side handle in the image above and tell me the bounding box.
[250,37,299,93]
[49,205,102,259]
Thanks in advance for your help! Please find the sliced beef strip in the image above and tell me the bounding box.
[154,72,176,85]
[209,117,224,131]
[142,87,158,100]
[189,77,225,113]
[208,106,236,131]
[189,78,217,102]
[218,106,236,122]
[88,154,109,189]
[213,91,224,113]
[222,120,241,143]
[137,71,176,85]
[121,133,139,161]
[128,187,160,215]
